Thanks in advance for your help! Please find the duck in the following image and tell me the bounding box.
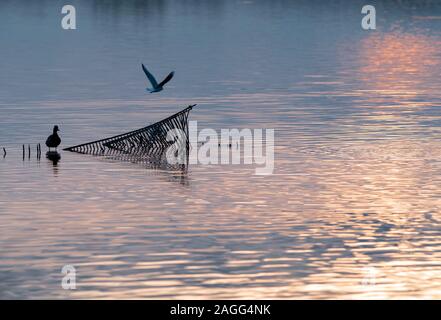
[46,125,61,151]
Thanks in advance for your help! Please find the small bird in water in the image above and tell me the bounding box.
[142,64,174,93]
[46,125,61,151]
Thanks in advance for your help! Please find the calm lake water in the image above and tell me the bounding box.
[1,0,441,299]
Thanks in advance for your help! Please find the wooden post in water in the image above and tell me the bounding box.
[2,147,6,158]
[22,144,25,160]
[28,144,31,159]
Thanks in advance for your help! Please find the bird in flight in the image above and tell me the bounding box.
[46,125,61,151]
[142,64,174,93]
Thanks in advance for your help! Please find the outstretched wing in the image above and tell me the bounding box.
[142,64,158,88]
[158,71,174,88]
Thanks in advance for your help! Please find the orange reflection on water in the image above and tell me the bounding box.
[358,30,441,100]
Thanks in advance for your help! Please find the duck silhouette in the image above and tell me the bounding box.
[46,125,61,151]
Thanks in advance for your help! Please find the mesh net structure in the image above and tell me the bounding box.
[64,105,195,170]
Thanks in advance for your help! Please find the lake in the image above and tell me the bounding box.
[1,0,441,299]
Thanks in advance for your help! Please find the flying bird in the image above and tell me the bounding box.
[46,125,61,151]
[142,64,174,93]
